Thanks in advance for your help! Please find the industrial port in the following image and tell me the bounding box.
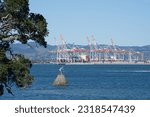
[52,35,145,64]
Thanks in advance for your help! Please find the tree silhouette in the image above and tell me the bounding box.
[0,0,48,96]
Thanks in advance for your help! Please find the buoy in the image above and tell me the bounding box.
[53,66,67,86]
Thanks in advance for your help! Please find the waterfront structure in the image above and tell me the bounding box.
[53,35,144,64]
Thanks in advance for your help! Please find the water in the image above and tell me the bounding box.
[1,64,150,100]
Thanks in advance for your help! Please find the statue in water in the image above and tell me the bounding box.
[53,66,67,86]
[59,66,64,74]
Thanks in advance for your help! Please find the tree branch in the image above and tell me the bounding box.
[1,14,10,21]
[2,35,19,42]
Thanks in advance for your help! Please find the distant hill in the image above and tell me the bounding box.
[10,42,150,62]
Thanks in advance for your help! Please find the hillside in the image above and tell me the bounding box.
[10,42,150,63]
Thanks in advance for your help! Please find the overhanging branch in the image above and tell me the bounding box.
[2,35,19,42]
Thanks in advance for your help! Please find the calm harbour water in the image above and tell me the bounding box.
[1,64,150,100]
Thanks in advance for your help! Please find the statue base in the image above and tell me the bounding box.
[53,74,67,86]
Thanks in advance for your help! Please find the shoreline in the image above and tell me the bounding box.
[32,62,150,65]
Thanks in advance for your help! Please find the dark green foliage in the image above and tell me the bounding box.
[11,55,33,88]
[0,85,4,96]
[0,0,48,96]
[4,0,29,18]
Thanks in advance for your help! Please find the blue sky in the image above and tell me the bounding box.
[29,0,150,46]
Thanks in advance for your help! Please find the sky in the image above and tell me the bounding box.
[29,0,150,46]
